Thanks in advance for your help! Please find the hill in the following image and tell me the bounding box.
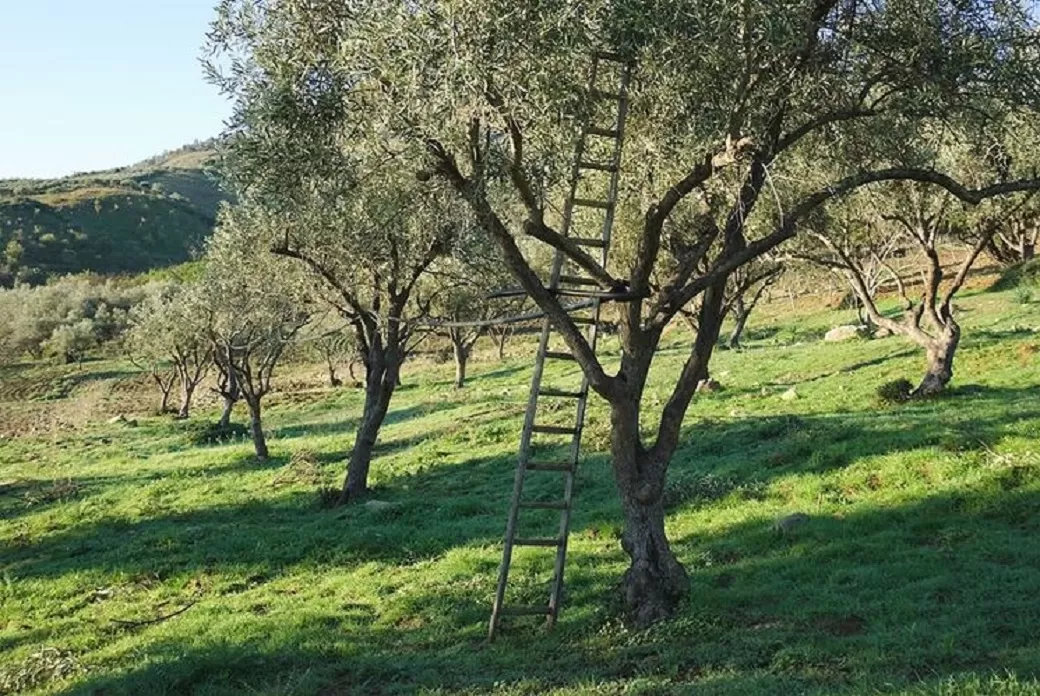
[1,279,1039,693]
[0,142,228,287]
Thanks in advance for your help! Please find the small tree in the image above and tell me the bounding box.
[803,181,1029,396]
[427,253,524,389]
[726,262,783,349]
[200,210,309,459]
[127,284,212,418]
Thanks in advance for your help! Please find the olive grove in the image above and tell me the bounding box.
[208,0,1040,625]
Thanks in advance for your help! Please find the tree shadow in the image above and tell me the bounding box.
[10,383,1040,693]
[53,484,1040,695]
[666,385,1040,491]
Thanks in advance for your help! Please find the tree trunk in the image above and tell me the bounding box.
[913,326,960,398]
[158,384,173,414]
[176,381,196,419]
[727,301,748,350]
[339,356,399,503]
[609,399,689,627]
[217,397,235,428]
[452,340,468,389]
[245,397,268,459]
[496,327,509,360]
[326,357,341,387]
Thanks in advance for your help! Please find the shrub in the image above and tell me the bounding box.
[876,378,913,404]
[664,472,737,508]
[187,421,251,446]
[1013,286,1034,304]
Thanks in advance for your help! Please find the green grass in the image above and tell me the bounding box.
[1,283,1040,694]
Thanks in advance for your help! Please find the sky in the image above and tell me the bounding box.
[0,0,231,179]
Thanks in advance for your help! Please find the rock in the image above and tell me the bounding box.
[824,325,865,342]
[780,388,799,401]
[696,378,722,393]
[107,415,128,424]
[873,327,893,338]
[364,500,394,511]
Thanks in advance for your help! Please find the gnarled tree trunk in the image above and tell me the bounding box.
[244,396,268,459]
[340,351,400,503]
[727,296,749,349]
[159,387,173,414]
[177,381,196,419]
[913,325,960,397]
[216,357,239,428]
[217,397,235,428]
[610,399,689,626]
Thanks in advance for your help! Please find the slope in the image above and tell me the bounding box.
[0,143,227,286]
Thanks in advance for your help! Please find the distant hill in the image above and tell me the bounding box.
[0,141,229,287]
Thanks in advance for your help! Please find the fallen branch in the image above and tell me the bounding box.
[111,599,198,628]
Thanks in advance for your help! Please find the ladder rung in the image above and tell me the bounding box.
[558,275,599,287]
[519,500,569,510]
[578,160,618,172]
[571,237,607,248]
[573,198,613,210]
[544,351,576,361]
[591,88,625,102]
[531,425,578,436]
[526,462,574,472]
[586,125,620,139]
[513,537,564,547]
[499,605,553,616]
[593,50,630,63]
[539,388,585,398]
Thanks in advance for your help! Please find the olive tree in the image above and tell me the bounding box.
[127,283,212,417]
[199,209,309,459]
[804,179,1035,396]
[209,0,1040,625]
[426,249,524,388]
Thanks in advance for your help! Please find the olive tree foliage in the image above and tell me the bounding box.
[203,173,464,498]
[126,283,212,418]
[0,276,144,363]
[198,209,310,460]
[208,0,1040,626]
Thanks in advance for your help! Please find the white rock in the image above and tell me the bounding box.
[873,327,893,338]
[780,388,799,401]
[824,325,865,342]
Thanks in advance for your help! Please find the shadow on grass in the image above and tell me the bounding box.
[54,484,1040,695]
[666,385,1040,487]
[9,386,1040,693]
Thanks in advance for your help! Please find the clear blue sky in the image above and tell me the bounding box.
[0,0,230,179]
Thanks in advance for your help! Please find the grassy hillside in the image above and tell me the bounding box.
[0,144,227,286]
[1,280,1039,694]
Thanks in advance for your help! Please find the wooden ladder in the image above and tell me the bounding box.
[489,51,634,639]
